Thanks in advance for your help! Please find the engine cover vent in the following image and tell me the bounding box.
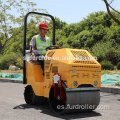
[46,72,50,79]
[45,60,50,69]
[71,50,89,58]
[47,51,55,57]
[72,66,99,68]
[45,51,55,70]
[74,60,97,64]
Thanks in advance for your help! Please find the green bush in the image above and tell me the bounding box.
[16,58,23,69]
[100,60,114,70]
[117,62,120,70]
[115,80,120,86]
[91,41,116,62]
[0,53,18,70]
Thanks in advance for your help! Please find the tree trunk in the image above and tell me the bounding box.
[103,0,120,25]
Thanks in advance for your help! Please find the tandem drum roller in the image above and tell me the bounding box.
[23,12,101,114]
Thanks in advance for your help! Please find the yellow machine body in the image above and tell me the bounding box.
[23,12,101,114]
[25,48,101,98]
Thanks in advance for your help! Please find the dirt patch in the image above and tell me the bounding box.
[0,70,23,74]
[101,84,120,88]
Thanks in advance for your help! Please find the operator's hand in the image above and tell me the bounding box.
[32,52,35,56]
[31,52,35,61]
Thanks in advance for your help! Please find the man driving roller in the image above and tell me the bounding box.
[29,22,52,74]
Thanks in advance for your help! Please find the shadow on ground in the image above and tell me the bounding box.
[13,103,101,120]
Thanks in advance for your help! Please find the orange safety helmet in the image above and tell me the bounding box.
[38,22,49,30]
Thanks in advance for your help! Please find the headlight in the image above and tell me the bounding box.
[53,74,60,83]
[94,81,98,86]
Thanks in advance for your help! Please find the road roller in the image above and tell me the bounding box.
[23,12,101,114]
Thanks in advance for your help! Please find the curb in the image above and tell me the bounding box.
[100,87,120,94]
[0,78,120,94]
[0,78,22,84]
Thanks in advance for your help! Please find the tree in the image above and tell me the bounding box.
[54,17,67,29]
[103,0,120,25]
[0,0,47,54]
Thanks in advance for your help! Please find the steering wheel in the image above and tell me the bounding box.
[46,45,62,50]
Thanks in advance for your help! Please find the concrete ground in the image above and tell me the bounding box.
[0,82,120,120]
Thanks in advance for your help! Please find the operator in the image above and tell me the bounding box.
[29,22,52,74]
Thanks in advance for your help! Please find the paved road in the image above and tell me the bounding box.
[0,82,120,120]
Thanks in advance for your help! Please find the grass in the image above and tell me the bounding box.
[101,69,120,87]
[115,80,120,86]
[101,69,120,75]
[0,69,120,86]
[0,69,23,74]
[0,69,120,75]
